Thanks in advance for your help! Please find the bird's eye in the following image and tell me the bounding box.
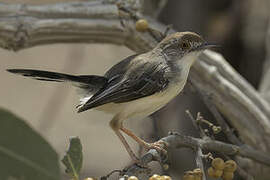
[180,41,190,50]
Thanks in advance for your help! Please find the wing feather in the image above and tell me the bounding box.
[78,59,170,112]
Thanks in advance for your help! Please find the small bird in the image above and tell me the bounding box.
[7,32,215,162]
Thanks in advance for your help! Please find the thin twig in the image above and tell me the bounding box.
[197,89,242,145]
[195,147,207,180]
[185,110,208,138]
[120,133,270,179]
[186,109,254,179]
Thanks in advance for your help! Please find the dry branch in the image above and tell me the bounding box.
[121,133,270,178]
[0,0,270,177]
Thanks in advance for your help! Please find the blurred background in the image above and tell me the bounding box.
[1,0,269,179]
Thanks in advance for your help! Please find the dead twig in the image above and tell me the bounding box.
[120,132,270,179]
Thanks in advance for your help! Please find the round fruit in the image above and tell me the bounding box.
[163,164,169,170]
[128,176,138,180]
[207,167,223,178]
[183,171,195,180]
[149,174,161,180]
[135,19,149,32]
[183,174,195,180]
[193,168,202,180]
[193,168,202,175]
[222,172,234,180]
[212,158,225,170]
[224,160,237,172]
[161,175,172,180]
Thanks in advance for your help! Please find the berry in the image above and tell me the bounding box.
[163,164,169,170]
[212,126,221,134]
[128,176,138,180]
[161,175,172,180]
[212,158,225,170]
[183,171,195,180]
[149,174,161,180]
[207,167,223,178]
[193,168,202,180]
[222,172,234,180]
[135,19,149,32]
[193,168,202,175]
[224,160,237,172]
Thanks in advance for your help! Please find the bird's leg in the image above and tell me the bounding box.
[120,126,167,154]
[110,115,139,163]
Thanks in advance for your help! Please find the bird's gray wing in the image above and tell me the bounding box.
[77,60,170,112]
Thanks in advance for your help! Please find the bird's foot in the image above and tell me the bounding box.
[143,140,168,154]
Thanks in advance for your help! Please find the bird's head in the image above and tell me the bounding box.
[154,32,216,67]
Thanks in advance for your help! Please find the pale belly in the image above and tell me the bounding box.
[95,81,185,120]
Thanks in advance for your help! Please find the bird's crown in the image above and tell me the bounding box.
[158,32,206,52]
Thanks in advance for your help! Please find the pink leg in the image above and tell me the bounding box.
[110,115,139,162]
[120,126,167,154]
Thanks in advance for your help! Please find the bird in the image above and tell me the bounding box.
[7,32,215,162]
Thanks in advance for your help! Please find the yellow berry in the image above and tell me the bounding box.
[224,160,237,172]
[207,167,223,178]
[214,169,223,178]
[212,158,225,170]
[212,126,222,134]
[207,167,215,177]
[193,168,202,180]
[128,176,138,180]
[193,168,202,175]
[222,172,234,180]
[161,175,172,180]
[149,174,161,180]
[84,178,95,180]
[135,19,149,32]
[183,171,195,180]
[163,164,169,170]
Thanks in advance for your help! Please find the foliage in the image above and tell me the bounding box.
[62,137,83,180]
[0,108,60,180]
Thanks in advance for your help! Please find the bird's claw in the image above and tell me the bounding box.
[144,141,168,154]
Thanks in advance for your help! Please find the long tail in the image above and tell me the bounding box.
[7,69,107,89]
[7,69,108,110]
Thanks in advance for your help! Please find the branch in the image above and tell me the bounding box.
[0,1,269,152]
[191,52,270,150]
[195,89,242,145]
[195,147,206,180]
[259,20,270,101]
[186,110,254,179]
[122,133,270,178]
[0,1,158,52]
[1,2,270,176]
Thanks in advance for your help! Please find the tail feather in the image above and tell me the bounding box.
[7,69,107,87]
[7,69,108,110]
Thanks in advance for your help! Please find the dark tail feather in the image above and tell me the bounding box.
[7,69,107,89]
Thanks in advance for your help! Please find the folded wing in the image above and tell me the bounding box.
[78,61,170,112]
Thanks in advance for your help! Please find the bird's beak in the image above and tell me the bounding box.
[194,43,220,51]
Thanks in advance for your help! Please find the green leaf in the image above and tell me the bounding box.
[0,108,60,180]
[61,137,83,180]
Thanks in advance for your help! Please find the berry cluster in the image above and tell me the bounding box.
[84,158,236,180]
[208,158,237,180]
[126,174,172,180]
[182,168,203,180]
